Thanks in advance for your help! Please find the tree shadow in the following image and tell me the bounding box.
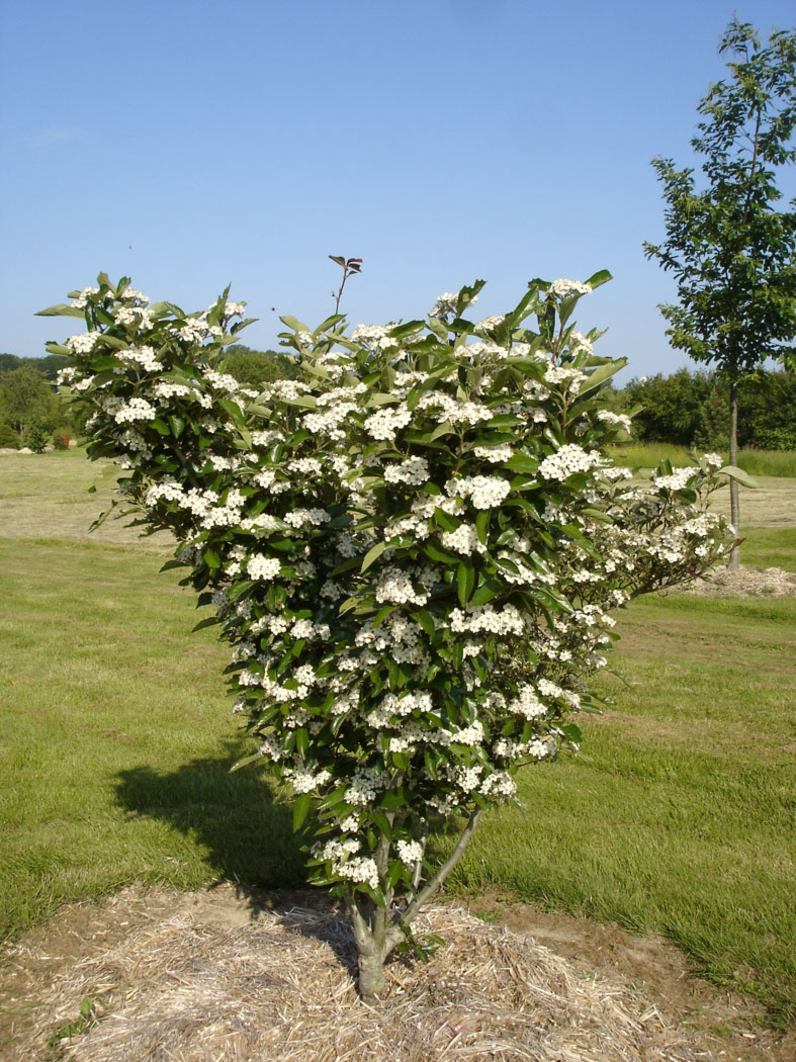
[114,743,361,972]
[113,745,475,978]
[114,742,305,893]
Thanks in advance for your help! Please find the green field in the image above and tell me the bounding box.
[611,442,796,478]
[1,450,795,1024]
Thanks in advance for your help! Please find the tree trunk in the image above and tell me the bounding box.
[728,380,741,570]
[348,895,390,1002]
[346,808,482,1001]
[357,942,389,1000]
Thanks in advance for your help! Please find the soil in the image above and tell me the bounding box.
[470,892,795,1061]
[1,884,793,1062]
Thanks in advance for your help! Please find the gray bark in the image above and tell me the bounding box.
[728,380,741,570]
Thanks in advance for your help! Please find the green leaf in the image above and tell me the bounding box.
[35,303,85,318]
[504,454,539,473]
[202,548,220,569]
[362,541,388,572]
[717,465,757,488]
[429,420,455,442]
[279,315,311,333]
[433,507,460,532]
[576,359,627,399]
[485,414,524,429]
[584,269,612,290]
[423,541,460,565]
[371,811,393,839]
[411,609,436,637]
[457,560,475,605]
[293,792,312,831]
[379,787,408,808]
[470,582,498,606]
[476,510,490,545]
[561,723,582,744]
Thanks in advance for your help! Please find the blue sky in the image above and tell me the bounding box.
[1,0,794,381]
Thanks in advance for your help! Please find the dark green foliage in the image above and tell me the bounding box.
[0,366,62,439]
[221,344,299,388]
[623,369,713,446]
[621,369,796,449]
[27,418,49,453]
[0,423,21,448]
[0,352,73,381]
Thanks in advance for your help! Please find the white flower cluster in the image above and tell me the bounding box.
[546,278,592,297]
[247,554,281,581]
[544,365,587,394]
[351,324,396,351]
[440,523,486,556]
[652,467,698,491]
[292,767,332,794]
[344,767,384,806]
[475,314,505,331]
[114,306,155,329]
[119,288,149,305]
[430,292,475,318]
[375,566,429,606]
[480,771,517,798]
[447,474,511,510]
[508,684,546,719]
[364,406,413,441]
[284,508,331,528]
[396,839,424,866]
[335,856,379,890]
[67,332,100,354]
[538,444,602,480]
[384,456,429,485]
[114,398,157,424]
[450,604,525,636]
[597,410,632,431]
[70,286,99,308]
[120,346,163,372]
[474,444,514,463]
[569,331,594,355]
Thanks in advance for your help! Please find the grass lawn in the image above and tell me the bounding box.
[610,442,796,478]
[1,449,795,1024]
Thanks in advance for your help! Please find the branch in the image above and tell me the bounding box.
[389,807,482,943]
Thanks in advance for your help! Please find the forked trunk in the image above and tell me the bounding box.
[347,808,482,1001]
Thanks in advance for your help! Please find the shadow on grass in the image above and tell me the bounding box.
[114,744,362,973]
[114,742,306,893]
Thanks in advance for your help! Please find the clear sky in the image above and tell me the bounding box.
[1,0,794,381]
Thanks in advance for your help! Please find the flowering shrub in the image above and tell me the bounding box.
[41,270,737,999]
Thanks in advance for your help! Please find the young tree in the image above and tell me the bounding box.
[41,273,736,1001]
[644,17,796,566]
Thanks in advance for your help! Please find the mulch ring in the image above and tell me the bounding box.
[678,564,796,597]
[2,884,793,1062]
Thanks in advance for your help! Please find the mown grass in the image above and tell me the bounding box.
[611,442,796,478]
[1,450,795,1024]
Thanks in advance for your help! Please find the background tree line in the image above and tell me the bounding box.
[2,345,793,453]
[615,368,796,451]
[0,346,298,450]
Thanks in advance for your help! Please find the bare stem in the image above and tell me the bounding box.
[389,807,482,946]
